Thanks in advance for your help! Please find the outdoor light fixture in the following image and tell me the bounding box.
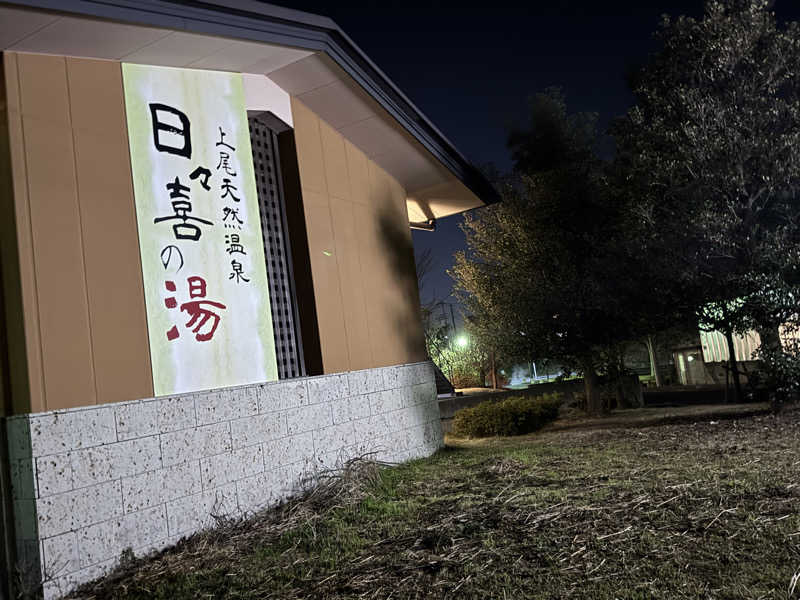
[409,218,436,231]
[456,335,468,348]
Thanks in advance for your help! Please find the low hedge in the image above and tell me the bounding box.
[451,393,562,438]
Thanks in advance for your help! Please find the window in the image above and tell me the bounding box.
[248,113,307,379]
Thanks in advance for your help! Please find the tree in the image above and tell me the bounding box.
[431,335,493,389]
[452,89,657,414]
[738,240,800,405]
[612,0,800,402]
[414,247,449,363]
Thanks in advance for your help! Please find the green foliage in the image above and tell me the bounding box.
[739,252,800,402]
[420,303,450,364]
[433,344,485,389]
[613,0,800,400]
[451,89,674,413]
[447,1,800,406]
[429,337,506,389]
[451,393,562,438]
[452,89,624,371]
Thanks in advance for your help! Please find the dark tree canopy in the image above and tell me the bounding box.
[450,0,800,411]
[614,0,800,311]
[613,0,800,400]
[452,90,659,413]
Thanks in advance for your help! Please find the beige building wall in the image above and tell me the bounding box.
[291,98,426,374]
[0,53,427,413]
[1,52,152,413]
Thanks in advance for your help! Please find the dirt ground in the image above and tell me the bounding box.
[68,402,800,600]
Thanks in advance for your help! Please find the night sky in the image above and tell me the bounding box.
[275,0,800,307]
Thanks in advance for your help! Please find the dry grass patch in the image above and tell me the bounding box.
[70,403,800,599]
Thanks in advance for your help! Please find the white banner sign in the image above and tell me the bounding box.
[122,63,278,396]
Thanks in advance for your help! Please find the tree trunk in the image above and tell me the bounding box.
[724,328,743,403]
[757,324,784,411]
[490,351,497,390]
[757,324,782,356]
[583,360,603,415]
[616,372,644,409]
[615,376,624,410]
[611,358,623,410]
[645,335,662,387]
[724,365,729,404]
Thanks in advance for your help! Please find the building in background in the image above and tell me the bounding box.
[674,330,761,386]
[0,1,498,596]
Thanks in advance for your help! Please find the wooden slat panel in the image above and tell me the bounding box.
[290,98,428,373]
[364,162,407,367]
[1,52,44,413]
[344,139,370,206]
[329,196,372,370]
[17,52,95,410]
[302,189,350,374]
[354,206,395,366]
[374,167,425,366]
[291,98,326,194]
[386,172,426,364]
[66,57,153,404]
[351,200,378,345]
[319,119,350,201]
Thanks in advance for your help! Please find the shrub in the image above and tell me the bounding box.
[451,393,562,438]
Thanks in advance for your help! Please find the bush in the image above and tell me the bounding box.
[451,393,562,438]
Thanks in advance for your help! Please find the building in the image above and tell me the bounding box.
[673,330,761,386]
[0,1,499,596]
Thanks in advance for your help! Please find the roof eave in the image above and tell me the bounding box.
[4,0,501,206]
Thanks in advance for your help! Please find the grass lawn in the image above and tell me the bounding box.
[72,403,800,599]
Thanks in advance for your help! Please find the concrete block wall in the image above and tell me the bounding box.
[6,361,441,599]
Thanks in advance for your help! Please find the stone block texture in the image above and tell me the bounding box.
[5,361,440,599]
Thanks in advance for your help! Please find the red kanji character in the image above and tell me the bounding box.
[163,276,226,342]
[180,298,226,341]
[180,276,225,342]
[187,276,206,298]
